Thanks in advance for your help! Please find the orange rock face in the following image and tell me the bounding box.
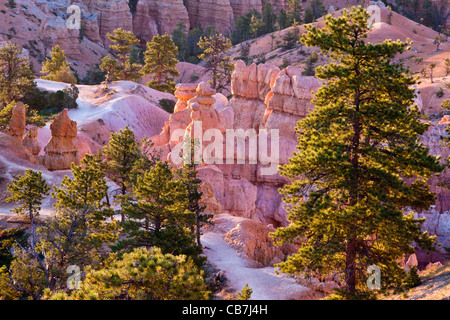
[5,102,26,142]
[40,109,80,171]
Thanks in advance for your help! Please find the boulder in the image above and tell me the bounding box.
[22,127,41,156]
[200,180,223,216]
[223,178,257,218]
[133,0,190,43]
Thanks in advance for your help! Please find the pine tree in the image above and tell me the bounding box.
[0,42,35,105]
[262,2,276,34]
[271,7,443,299]
[237,283,253,300]
[38,154,119,291]
[250,14,265,42]
[429,62,436,83]
[142,34,180,93]
[6,170,50,252]
[100,28,142,81]
[40,45,77,84]
[0,226,28,269]
[198,34,234,93]
[43,247,210,300]
[445,58,450,76]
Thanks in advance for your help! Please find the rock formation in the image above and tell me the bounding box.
[5,102,26,143]
[22,127,41,156]
[185,0,235,35]
[40,109,80,171]
[174,83,198,113]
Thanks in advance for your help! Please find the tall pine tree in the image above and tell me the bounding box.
[6,170,50,252]
[142,34,180,93]
[271,7,443,299]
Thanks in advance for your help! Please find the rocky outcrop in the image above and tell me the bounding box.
[40,109,80,171]
[266,66,322,117]
[84,0,133,46]
[5,102,26,143]
[22,127,41,156]
[185,0,235,34]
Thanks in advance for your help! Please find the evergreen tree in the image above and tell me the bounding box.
[38,154,119,291]
[262,2,277,34]
[429,62,436,83]
[100,28,142,81]
[172,22,190,61]
[271,7,443,299]
[249,14,265,42]
[445,58,450,76]
[0,101,45,132]
[277,9,289,30]
[40,45,77,84]
[433,34,446,52]
[6,170,50,252]
[237,283,253,300]
[142,34,180,94]
[43,247,210,300]
[286,0,303,26]
[308,0,326,21]
[0,42,35,105]
[302,51,319,76]
[198,33,234,93]
[179,140,211,247]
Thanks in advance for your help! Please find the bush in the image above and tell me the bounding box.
[22,84,79,117]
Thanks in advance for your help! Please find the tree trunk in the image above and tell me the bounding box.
[345,233,357,297]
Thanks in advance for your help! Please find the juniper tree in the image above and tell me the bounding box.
[100,28,142,81]
[172,22,190,61]
[271,7,443,299]
[142,34,180,93]
[0,42,35,105]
